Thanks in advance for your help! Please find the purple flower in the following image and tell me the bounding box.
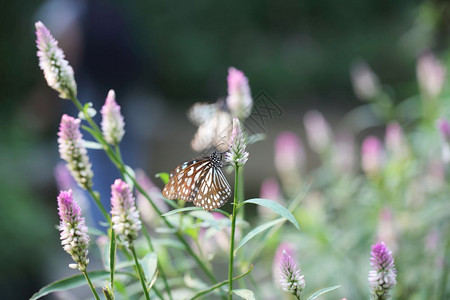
[110,179,141,247]
[273,242,296,286]
[369,242,397,300]
[225,118,249,167]
[35,21,76,99]
[57,190,90,271]
[417,52,446,99]
[279,250,305,299]
[303,110,332,154]
[361,136,383,177]
[101,89,125,145]
[58,114,93,189]
[226,67,253,119]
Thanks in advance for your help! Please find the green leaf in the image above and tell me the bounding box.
[30,271,109,299]
[155,172,170,184]
[241,198,300,229]
[246,133,265,145]
[306,285,341,300]
[234,218,285,254]
[161,207,203,217]
[233,289,255,300]
[141,252,158,284]
[109,229,116,287]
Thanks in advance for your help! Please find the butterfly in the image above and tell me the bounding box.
[188,100,233,153]
[162,150,232,211]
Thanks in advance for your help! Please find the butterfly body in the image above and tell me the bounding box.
[162,151,232,211]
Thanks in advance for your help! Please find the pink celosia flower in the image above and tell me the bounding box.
[417,52,446,99]
[273,242,296,287]
[350,60,380,101]
[35,21,77,99]
[101,89,125,145]
[304,110,332,154]
[57,190,90,271]
[225,118,249,167]
[58,114,93,189]
[332,132,355,173]
[385,122,409,160]
[361,136,383,177]
[226,67,253,119]
[368,242,397,300]
[110,179,141,247]
[279,250,305,299]
[274,132,305,175]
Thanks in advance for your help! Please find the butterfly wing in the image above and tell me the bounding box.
[191,110,232,152]
[162,157,210,202]
[192,166,231,211]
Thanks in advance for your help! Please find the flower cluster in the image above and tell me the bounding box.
[226,67,253,119]
[368,242,397,300]
[57,190,90,271]
[101,89,125,145]
[225,118,249,167]
[58,114,93,189]
[280,250,305,299]
[35,21,77,99]
[110,179,142,247]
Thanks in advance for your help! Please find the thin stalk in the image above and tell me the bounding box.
[82,271,101,300]
[87,187,110,223]
[130,245,151,300]
[71,96,220,288]
[142,226,173,300]
[228,166,240,299]
[191,264,253,300]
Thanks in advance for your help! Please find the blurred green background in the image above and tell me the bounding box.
[1,0,449,299]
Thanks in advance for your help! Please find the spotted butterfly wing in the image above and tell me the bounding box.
[162,152,232,211]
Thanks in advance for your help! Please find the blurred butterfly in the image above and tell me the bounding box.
[188,99,233,153]
[162,150,232,211]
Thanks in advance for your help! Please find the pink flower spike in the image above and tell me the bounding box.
[361,136,383,177]
[275,132,305,175]
[279,250,305,298]
[35,21,77,99]
[417,52,446,99]
[369,242,397,300]
[57,190,90,271]
[437,119,450,141]
[58,114,93,190]
[111,179,141,248]
[101,89,125,145]
[226,67,253,119]
[304,110,332,154]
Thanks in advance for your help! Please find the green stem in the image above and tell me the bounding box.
[82,271,101,300]
[130,245,151,300]
[87,188,110,223]
[228,165,240,299]
[71,96,220,288]
[142,226,173,300]
[191,264,253,300]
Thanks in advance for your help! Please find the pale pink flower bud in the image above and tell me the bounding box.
[35,21,77,99]
[101,90,125,145]
[369,242,396,300]
[417,52,446,99]
[361,136,383,177]
[226,67,253,119]
[58,114,93,189]
[110,179,141,247]
[350,60,380,101]
[57,190,90,271]
[332,132,355,173]
[304,110,332,154]
[385,122,409,159]
[225,118,249,167]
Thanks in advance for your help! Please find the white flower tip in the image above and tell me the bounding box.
[107,89,116,102]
